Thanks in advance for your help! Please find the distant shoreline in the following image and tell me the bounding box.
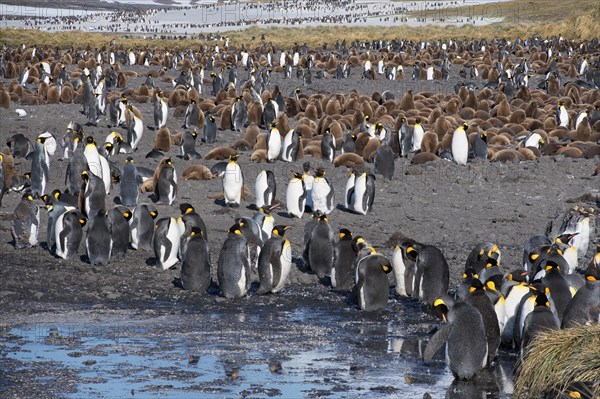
[0,0,172,12]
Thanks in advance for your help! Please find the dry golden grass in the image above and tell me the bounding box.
[514,324,600,399]
[0,0,597,49]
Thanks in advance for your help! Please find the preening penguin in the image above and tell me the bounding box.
[153,216,184,270]
[217,223,252,299]
[355,250,393,311]
[11,191,40,249]
[424,299,488,381]
[222,154,243,207]
[391,239,418,297]
[255,169,276,209]
[54,209,86,260]
[286,171,307,218]
[257,225,293,295]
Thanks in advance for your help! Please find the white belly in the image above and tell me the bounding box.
[452,131,468,165]
[392,246,407,296]
[273,241,292,292]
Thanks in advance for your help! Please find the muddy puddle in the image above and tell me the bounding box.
[1,294,516,399]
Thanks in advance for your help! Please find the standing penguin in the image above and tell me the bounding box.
[452,123,469,165]
[266,122,281,163]
[391,239,419,297]
[80,170,106,218]
[83,136,103,179]
[255,170,276,209]
[154,158,177,205]
[11,191,40,249]
[223,154,243,207]
[311,168,335,215]
[501,270,534,347]
[179,227,211,293]
[178,203,208,247]
[286,171,306,218]
[231,97,248,132]
[119,157,141,207]
[153,216,183,270]
[257,225,293,294]
[307,214,336,279]
[542,262,573,323]
[302,162,314,211]
[30,132,56,197]
[204,114,218,143]
[153,91,168,129]
[217,223,251,298]
[341,131,357,154]
[321,129,336,163]
[86,209,112,265]
[466,279,500,366]
[54,209,86,260]
[43,191,75,253]
[181,131,201,160]
[65,139,88,195]
[126,106,144,151]
[184,100,200,129]
[281,129,302,162]
[331,228,357,290]
[374,143,395,180]
[344,169,356,211]
[562,251,600,328]
[355,251,393,311]
[424,298,488,381]
[413,244,450,306]
[472,132,488,160]
[351,172,375,215]
[130,204,157,251]
[521,291,559,355]
[108,205,131,260]
[411,118,425,152]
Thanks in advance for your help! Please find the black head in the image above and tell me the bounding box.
[338,228,352,241]
[272,225,290,237]
[179,203,194,215]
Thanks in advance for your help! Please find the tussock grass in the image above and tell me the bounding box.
[514,324,600,399]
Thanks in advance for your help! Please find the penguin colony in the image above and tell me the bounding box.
[2,36,600,389]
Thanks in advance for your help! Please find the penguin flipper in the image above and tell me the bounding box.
[423,323,451,362]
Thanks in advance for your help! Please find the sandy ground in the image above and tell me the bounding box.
[0,61,599,398]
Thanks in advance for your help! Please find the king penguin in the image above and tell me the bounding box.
[180,226,211,293]
[331,228,357,291]
[11,191,40,249]
[472,132,488,160]
[255,170,276,209]
[267,122,282,163]
[413,243,450,306]
[286,171,306,218]
[355,250,392,311]
[307,214,336,279]
[321,128,336,163]
[108,205,131,260]
[391,239,419,297]
[80,170,106,219]
[222,154,243,207]
[217,223,251,298]
[344,169,356,211]
[154,158,177,205]
[86,209,112,265]
[119,157,141,207]
[153,90,168,129]
[204,114,217,144]
[130,204,157,251]
[521,291,559,356]
[424,298,488,381]
[351,172,375,215]
[30,132,56,197]
[126,105,144,151]
[561,250,600,328]
[153,216,183,270]
[466,279,500,366]
[452,122,469,165]
[311,168,335,215]
[54,209,86,260]
[280,129,302,162]
[257,225,293,294]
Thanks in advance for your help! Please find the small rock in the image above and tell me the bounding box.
[83,359,97,366]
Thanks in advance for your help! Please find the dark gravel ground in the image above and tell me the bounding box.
[0,60,598,398]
